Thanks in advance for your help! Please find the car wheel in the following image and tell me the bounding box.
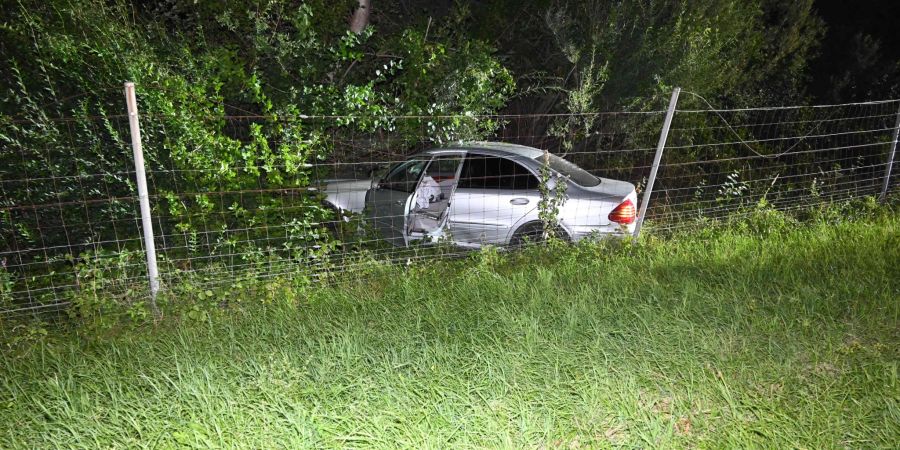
[509,222,569,248]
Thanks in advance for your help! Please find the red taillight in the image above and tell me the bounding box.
[608,199,636,225]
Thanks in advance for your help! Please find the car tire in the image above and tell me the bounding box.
[508,222,569,248]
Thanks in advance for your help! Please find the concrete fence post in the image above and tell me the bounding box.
[633,87,680,238]
[124,82,161,316]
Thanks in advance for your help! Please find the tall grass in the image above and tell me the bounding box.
[1,209,898,448]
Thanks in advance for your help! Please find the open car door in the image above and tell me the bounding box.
[366,157,429,246]
[406,154,464,243]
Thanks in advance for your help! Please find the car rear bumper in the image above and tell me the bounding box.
[567,223,635,241]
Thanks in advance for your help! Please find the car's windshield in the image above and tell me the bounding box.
[535,154,600,187]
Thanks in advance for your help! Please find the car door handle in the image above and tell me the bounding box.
[509,198,530,205]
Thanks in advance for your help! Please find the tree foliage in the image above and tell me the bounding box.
[467,0,824,112]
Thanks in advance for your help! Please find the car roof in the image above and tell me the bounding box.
[419,141,544,160]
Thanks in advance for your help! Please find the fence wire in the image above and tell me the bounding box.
[1,90,897,318]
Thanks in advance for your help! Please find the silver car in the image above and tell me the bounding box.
[324,142,638,247]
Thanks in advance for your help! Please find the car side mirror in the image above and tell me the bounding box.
[369,168,383,190]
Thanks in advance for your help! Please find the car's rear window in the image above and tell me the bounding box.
[536,153,600,187]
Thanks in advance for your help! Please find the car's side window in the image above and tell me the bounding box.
[380,158,428,193]
[427,157,462,182]
[458,155,539,190]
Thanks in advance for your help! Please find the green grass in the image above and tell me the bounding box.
[1,213,898,448]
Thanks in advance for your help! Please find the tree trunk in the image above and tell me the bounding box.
[350,0,371,34]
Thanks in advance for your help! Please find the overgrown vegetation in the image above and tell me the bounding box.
[537,149,569,240]
[1,202,897,447]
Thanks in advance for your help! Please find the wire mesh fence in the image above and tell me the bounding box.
[1,86,897,319]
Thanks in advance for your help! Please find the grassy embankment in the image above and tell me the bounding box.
[1,208,898,448]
